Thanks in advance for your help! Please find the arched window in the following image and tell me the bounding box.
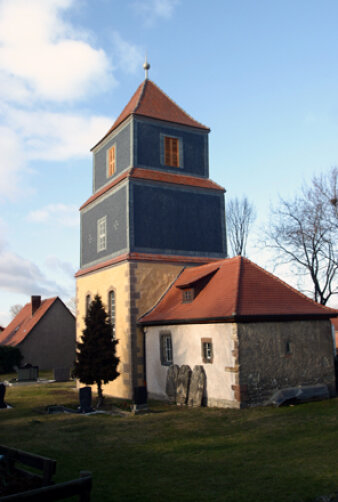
[85,294,91,315]
[109,290,116,338]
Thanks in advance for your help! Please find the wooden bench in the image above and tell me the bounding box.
[0,471,92,501]
[0,446,92,501]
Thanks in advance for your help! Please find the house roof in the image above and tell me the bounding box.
[80,167,225,210]
[92,79,209,150]
[0,297,58,347]
[139,256,338,325]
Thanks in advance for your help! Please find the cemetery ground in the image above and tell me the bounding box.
[0,378,337,502]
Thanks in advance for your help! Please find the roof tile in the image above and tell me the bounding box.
[92,79,209,149]
[139,256,338,324]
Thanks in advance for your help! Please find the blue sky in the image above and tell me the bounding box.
[0,0,338,325]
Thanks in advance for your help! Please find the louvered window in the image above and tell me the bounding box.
[164,137,179,167]
[108,145,116,177]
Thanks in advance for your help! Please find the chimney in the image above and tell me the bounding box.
[31,296,41,316]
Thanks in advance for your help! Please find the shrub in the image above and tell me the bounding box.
[0,346,23,373]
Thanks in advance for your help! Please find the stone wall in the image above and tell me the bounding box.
[237,320,336,406]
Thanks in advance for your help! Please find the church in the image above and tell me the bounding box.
[76,64,337,408]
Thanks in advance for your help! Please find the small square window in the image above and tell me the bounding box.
[182,288,194,303]
[201,338,213,364]
[160,332,173,366]
[107,145,116,177]
[97,216,107,252]
[164,136,179,167]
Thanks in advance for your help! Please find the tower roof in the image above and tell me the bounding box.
[139,256,338,325]
[92,79,209,150]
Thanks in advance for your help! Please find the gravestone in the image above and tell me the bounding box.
[0,384,6,409]
[79,387,92,413]
[187,365,206,407]
[54,367,70,382]
[176,365,192,406]
[166,364,179,403]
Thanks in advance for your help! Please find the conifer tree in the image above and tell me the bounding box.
[73,294,119,407]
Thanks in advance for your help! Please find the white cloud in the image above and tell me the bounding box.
[26,203,79,227]
[0,126,27,199]
[45,256,75,278]
[5,108,112,161]
[0,249,69,297]
[112,33,144,74]
[0,0,115,102]
[133,0,180,25]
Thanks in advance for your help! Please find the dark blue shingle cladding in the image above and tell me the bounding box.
[131,183,226,257]
[81,186,128,268]
[94,122,131,192]
[135,118,209,178]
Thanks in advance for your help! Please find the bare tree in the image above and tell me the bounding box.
[9,304,23,319]
[265,168,338,305]
[226,196,256,256]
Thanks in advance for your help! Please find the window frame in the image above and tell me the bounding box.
[182,288,195,303]
[97,216,107,252]
[107,144,116,178]
[160,331,173,366]
[201,338,213,364]
[160,134,183,169]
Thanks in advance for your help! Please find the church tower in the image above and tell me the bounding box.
[76,68,227,402]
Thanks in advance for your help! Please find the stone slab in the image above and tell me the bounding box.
[166,364,179,402]
[176,365,192,406]
[187,365,206,407]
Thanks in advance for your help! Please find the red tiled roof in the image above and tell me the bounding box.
[0,298,58,347]
[80,167,225,210]
[139,256,338,324]
[92,79,209,149]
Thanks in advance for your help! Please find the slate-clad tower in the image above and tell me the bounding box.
[76,76,227,401]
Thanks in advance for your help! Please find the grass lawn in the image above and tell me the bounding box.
[0,380,337,502]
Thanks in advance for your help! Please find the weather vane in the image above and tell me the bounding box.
[143,54,150,79]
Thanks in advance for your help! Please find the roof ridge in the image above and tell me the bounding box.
[134,79,148,113]
[144,80,209,130]
[233,256,243,316]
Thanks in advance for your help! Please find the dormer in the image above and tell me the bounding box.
[90,79,210,193]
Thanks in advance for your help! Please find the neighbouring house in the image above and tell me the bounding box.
[139,257,338,408]
[0,296,75,371]
[331,318,338,355]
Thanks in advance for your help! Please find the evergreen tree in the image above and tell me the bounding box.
[73,294,120,407]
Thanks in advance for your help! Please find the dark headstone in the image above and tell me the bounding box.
[187,365,206,407]
[54,367,70,382]
[166,364,179,402]
[17,366,38,381]
[176,365,192,406]
[134,386,147,405]
[0,384,6,409]
[79,386,93,413]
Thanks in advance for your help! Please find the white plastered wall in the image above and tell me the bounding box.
[145,323,238,407]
